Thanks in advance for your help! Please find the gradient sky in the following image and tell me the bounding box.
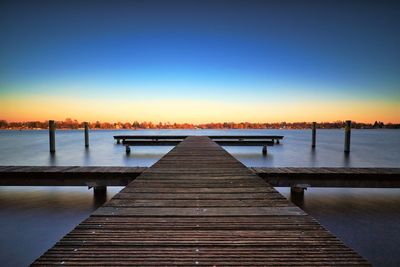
[1,0,399,123]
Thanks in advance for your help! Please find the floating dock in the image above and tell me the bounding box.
[32,136,369,265]
[115,135,282,155]
[113,135,284,143]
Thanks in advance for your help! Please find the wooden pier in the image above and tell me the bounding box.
[32,137,369,265]
[113,135,284,143]
[253,167,400,188]
[1,165,399,195]
[0,166,145,186]
[1,166,399,188]
[116,135,281,155]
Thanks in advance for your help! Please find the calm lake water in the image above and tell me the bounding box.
[0,129,399,266]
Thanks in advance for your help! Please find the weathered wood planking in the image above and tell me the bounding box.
[1,166,399,188]
[116,135,283,147]
[252,167,400,188]
[114,135,284,140]
[122,140,275,146]
[32,137,369,266]
[0,166,145,186]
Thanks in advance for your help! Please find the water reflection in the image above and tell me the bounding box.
[83,148,91,165]
[47,154,57,166]
[342,152,351,167]
[310,147,317,166]
[0,186,122,266]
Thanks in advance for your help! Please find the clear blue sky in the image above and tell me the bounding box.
[1,0,399,122]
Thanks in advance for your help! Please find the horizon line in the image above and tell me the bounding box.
[1,119,399,126]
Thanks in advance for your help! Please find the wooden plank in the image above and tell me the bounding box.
[1,166,399,187]
[104,199,292,207]
[92,206,305,216]
[254,167,400,188]
[33,136,369,266]
[113,192,287,200]
[114,135,284,140]
[122,140,275,146]
[0,166,143,186]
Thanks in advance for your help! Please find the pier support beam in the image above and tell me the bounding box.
[126,146,131,154]
[276,139,280,144]
[94,186,107,195]
[262,145,267,155]
[290,186,305,197]
[93,186,107,204]
[290,184,308,206]
[311,122,316,148]
[49,120,56,153]
[84,122,89,148]
[117,139,121,144]
[344,120,351,153]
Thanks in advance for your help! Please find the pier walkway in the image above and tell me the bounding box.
[1,166,399,188]
[113,134,284,144]
[116,135,280,154]
[0,166,144,186]
[32,136,368,265]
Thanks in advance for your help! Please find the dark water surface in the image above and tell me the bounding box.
[0,129,399,266]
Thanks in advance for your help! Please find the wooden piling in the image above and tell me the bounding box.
[84,122,89,148]
[93,186,107,196]
[290,185,306,197]
[311,122,316,148]
[290,184,308,206]
[344,120,351,153]
[290,187,305,207]
[49,120,56,153]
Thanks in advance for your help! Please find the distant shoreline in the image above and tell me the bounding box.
[1,128,400,131]
[1,119,399,130]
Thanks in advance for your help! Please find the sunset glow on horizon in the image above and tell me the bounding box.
[1,0,399,123]
[2,94,399,124]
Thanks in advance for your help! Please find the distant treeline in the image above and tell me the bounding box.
[0,119,399,130]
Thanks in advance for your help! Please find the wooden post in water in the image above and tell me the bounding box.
[93,185,107,195]
[49,120,56,153]
[344,120,351,153]
[290,185,306,207]
[291,186,305,197]
[290,184,308,206]
[84,122,89,148]
[311,122,316,148]
[93,185,107,204]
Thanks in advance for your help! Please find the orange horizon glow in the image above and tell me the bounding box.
[1,95,399,124]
